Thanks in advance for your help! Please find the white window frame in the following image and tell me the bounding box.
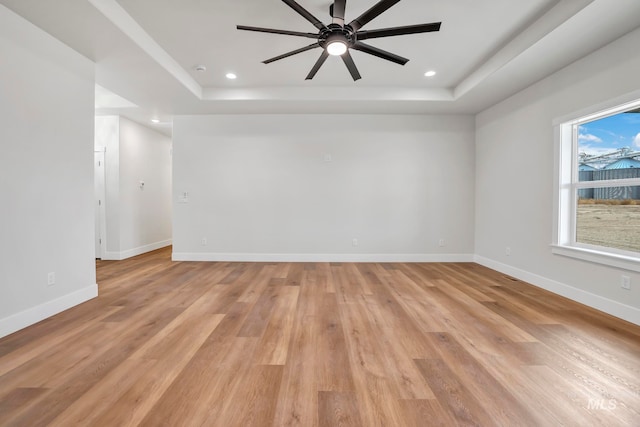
[552,92,640,272]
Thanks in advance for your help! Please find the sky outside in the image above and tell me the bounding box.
[578,112,640,156]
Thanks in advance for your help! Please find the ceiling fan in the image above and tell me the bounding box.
[237,0,441,81]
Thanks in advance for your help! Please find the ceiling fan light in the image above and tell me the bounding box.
[327,41,347,56]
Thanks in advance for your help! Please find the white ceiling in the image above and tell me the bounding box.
[2,0,640,132]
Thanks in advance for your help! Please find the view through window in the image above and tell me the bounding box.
[576,108,640,254]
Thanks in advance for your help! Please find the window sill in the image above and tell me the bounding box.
[551,244,640,273]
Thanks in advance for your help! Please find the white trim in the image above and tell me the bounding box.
[102,239,172,260]
[551,244,640,273]
[552,89,640,126]
[474,255,640,326]
[201,86,454,102]
[454,0,591,100]
[87,0,202,99]
[101,251,122,261]
[0,284,98,338]
[94,149,107,260]
[171,252,475,263]
[574,178,640,189]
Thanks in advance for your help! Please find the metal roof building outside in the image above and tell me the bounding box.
[603,158,640,169]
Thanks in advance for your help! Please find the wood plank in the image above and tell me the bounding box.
[237,285,281,337]
[254,285,300,365]
[285,262,304,286]
[433,278,538,343]
[47,358,156,427]
[338,299,409,426]
[318,391,363,427]
[211,364,284,426]
[425,331,536,425]
[0,387,49,425]
[398,399,457,427]
[272,317,320,427]
[316,293,356,392]
[0,305,121,378]
[414,358,495,426]
[136,337,259,427]
[4,307,182,426]
[0,247,638,426]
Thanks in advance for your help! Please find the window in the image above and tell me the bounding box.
[554,97,640,271]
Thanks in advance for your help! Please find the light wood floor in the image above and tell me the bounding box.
[1,248,639,426]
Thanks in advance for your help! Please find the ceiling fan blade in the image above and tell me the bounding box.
[282,0,327,30]
[348,0,401,32]
[237,25,318,39]
[342,50,362,81]
[351,42,408,65]
[263,43,320,64]
[306,51,329,80]
[356,22,441,40]
[332,0,346,26]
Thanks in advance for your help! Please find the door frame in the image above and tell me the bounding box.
[94,147,107,259]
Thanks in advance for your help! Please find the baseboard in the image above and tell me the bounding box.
[102,239,172,261]
[0,284,98,339]
[474,255,640,326]
[171,252,475,263]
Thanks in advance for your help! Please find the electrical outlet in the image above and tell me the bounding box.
[438,239,446,247]
[201,238,207,246]
[352,238,358,247]
[47,272,55,286]
[621,275,631,290]
[505,247,511,256]
[324,154,332,162]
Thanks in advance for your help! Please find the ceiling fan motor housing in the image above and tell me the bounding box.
[319,24,355,49]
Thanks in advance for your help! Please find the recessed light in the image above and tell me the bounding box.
[226,73,237,80]
[151,118,160,124]
[424,70,437,77]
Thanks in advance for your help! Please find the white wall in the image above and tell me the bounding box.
[118,117,172,257]
[0,5,97,337]
[173,114,475,261]
[95,116,172,260]
[475,27,640,324]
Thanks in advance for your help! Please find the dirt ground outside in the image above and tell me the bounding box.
[576,204,640,252]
